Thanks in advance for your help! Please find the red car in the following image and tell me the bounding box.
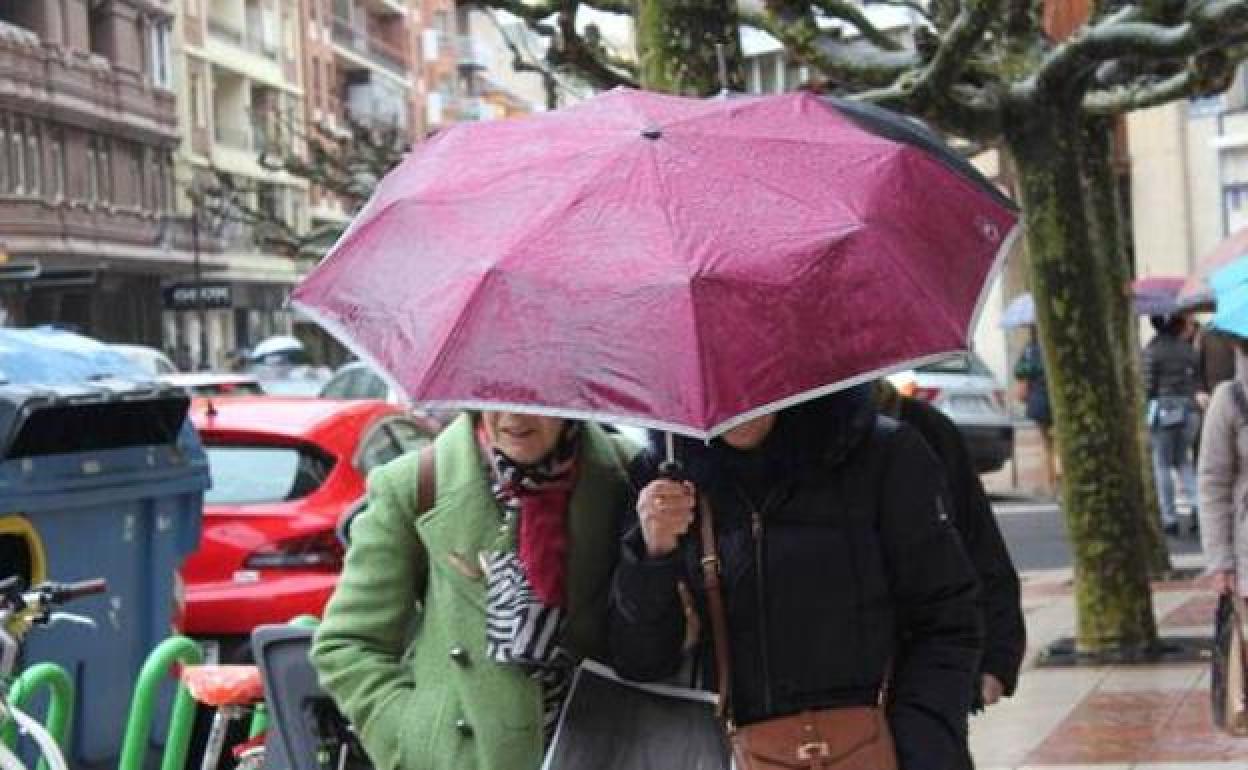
[177,396,436,660]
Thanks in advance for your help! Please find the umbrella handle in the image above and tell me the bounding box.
[658,432,685,481]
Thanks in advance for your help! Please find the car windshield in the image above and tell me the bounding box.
[916,353,994,377]
[204,444,335,505]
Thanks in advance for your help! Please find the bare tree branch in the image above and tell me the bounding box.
[764,0,921,88]
[1035,0,1248,94]
[810,0,904,51]
[1083,47,1242,114]
[919,0,1006,95]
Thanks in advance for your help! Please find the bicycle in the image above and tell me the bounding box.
[0,576,108,770]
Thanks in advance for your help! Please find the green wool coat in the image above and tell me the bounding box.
[311,416,636,770]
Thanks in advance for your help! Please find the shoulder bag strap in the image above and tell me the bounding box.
[416,446,436,514]
[699,493,735,725]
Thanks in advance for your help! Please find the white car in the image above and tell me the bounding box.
[110,344,178,377]
[888,353,1015,473]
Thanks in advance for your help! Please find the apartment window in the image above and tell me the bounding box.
[25,119,40,197]
[85,139,97,202]
[149,22,173,89]
[148,150,161,212]
[190,74,204,129]
[130,144,144,208]
[47,128,65,200]
[9,117,24,195]
[0,117,8,193]
[97,137,112,203]
[312,59,321,110]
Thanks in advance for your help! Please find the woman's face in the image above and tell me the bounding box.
[721,414,777,450]
[481,412,565,464]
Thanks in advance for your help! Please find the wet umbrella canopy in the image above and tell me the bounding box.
[293,88,1019,439]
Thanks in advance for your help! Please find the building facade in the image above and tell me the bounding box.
[170,0,309,369]
[0,0,182,346]
[1128,67,1248,280]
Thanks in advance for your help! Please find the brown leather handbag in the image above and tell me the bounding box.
[698,495,899,770]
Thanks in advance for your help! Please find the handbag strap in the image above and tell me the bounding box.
[698,493,735,724]
[416,446,436,514]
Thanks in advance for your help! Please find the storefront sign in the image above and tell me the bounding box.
[163,282,233,310]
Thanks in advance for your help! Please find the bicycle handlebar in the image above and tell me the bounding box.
[49,579,108,604]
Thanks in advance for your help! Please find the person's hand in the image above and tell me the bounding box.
[636,479,696,558]
[1211,569,1238,595]
[1197,391,1212,410]
[980,674,1005,707]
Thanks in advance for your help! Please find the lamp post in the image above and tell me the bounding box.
[190,206,209,370]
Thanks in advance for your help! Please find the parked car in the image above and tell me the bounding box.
[887,352,1014,473]
[162,372,265,397]
[109,344,178,376]
[320,360,456,430]
[176,396,435,662]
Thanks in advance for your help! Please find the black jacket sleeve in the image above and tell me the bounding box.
[879,426,983,770]
[608,452,689,681]
[901,399,1025,695]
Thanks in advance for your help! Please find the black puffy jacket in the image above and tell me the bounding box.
[608,390,983,770]
[1142,333,1199,399]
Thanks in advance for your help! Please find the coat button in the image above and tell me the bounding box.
[455,719,473,737]
[449,647,470,665]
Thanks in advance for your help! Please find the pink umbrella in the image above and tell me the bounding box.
[293,88,1020,439]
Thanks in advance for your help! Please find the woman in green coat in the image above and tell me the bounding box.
[312,412,636,770]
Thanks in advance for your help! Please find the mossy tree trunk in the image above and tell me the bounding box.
[1005,101,1158,655]
[634,0,743,95]
[1077,117,1171,576]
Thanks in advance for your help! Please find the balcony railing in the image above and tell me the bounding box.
[330,16,408,76]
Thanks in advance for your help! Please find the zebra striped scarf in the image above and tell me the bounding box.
[480,419,582,741]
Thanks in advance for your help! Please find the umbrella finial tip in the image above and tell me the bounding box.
[641,127,662,140]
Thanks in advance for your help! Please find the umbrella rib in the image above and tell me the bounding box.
[649,141,715,429]
[412,147,642,399]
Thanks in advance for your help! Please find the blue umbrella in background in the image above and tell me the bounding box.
[1000,293,1035,329]
[1210,259,1248,338]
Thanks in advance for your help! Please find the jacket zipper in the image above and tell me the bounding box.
[752,508,774,716]
[734,482,781,718]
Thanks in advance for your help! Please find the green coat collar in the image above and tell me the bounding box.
[415,414,633,657]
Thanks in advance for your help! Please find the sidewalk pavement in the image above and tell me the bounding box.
[970,553,1240,770]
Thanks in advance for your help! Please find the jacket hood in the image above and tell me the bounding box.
[647,385,877,492]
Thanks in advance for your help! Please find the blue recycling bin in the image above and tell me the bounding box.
[0,328,209,766]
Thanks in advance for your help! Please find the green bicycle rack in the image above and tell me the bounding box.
[118,635,203,770]
[2,662,74,770]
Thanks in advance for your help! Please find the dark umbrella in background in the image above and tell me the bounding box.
[1131,275,1187,317]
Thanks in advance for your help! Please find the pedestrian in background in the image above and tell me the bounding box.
[874,381,1025,718]
[1013,331,1057,494]
[1199,334,1248,597]
[1144,314,1202,536]
[313,412,637,770]
[609,387,982,770]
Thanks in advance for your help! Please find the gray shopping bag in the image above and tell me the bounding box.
[542,660,731,770]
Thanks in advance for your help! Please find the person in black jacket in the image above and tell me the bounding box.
[609,387,983,770]
[1143,314,1201,535]
[875,380,1025,711]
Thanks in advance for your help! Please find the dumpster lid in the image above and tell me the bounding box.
[0,328,190,460]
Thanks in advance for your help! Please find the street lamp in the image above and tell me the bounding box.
[190,204,208,371]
